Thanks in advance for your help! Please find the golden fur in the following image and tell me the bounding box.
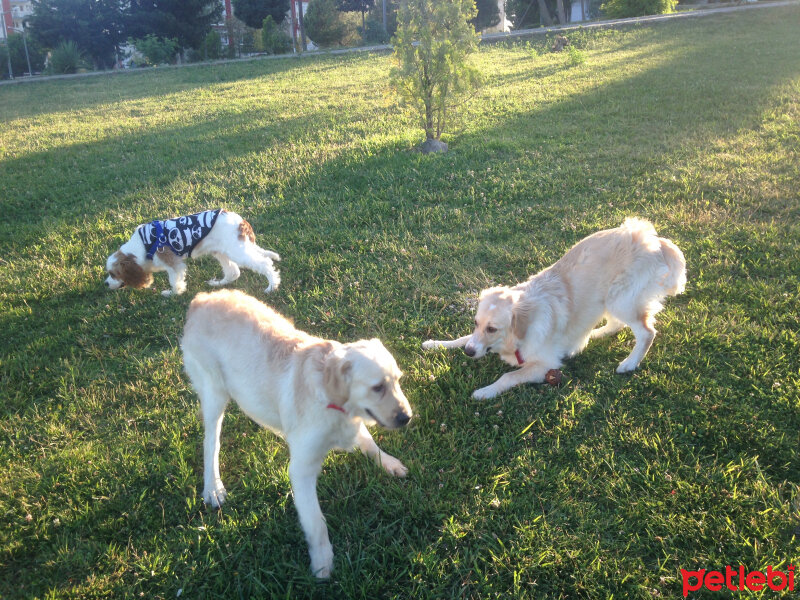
[423,218,686,399]
[181,290,412,578]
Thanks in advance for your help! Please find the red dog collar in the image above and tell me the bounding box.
[515,349,525,365]
[327,403,346,413]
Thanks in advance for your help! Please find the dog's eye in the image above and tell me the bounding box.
[486,326,497,334]
[372,383,385,394]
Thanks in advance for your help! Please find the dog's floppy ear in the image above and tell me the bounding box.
[323,349,352,405]
[116,252,153,288]
[511,296,533,340]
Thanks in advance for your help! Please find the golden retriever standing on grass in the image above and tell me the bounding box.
[423,218,686,399]
[181,290,412,578]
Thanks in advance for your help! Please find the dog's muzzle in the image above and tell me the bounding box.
[394,411,411,428]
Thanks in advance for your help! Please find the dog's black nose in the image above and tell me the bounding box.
[395,411,411,427]
[464,346,476,357]
[104,281,110,287]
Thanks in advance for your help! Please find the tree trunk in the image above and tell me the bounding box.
[537,0,553,26]
[556,0,567,24]
[424,97,435,140]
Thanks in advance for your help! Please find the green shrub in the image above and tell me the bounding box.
[47,41,83,74]
[304,0,349,47]
[361,0,398,43]
[567,45,586,66]
[261,16,292,54]
[0,33,46,78]
[130,34,179,66]
[200,30,223,60]
[600,0,677,19]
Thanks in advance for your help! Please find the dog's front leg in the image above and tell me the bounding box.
[472,363,550,400]
[162,264,188,297]
[422,335,471,351]
[356,422,408,477]
[288,452,333,578]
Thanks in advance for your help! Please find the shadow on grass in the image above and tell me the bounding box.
[2,10,799,597]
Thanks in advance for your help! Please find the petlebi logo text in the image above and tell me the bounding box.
[681,565,795,597]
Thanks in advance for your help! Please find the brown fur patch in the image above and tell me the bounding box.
[323,351,352,405]
[239,219,256,244]
[511,298,532,340]
[112,252,153,288]
[154,247,182,268]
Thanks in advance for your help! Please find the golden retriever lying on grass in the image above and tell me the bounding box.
[182,290,412,578]
[423,218,686,399]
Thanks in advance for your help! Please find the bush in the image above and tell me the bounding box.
[567,45,586,66]
[200,30,223,60]
[600,0,676,18]
[261,16,292,54]
[47,41,84,75]
[304,0,349,47]
[362,0,398,43]
[130,34,179,66]
[0,33,46,78]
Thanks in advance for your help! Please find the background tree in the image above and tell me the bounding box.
[261,15,292,54]
[127,0,221,50]
[129,34,179,65]
[29,0,125,68]
[200,29,222,59]
[337,0,374,30]
[362,0,398,43]
[224,16,256,57]
[390,0,481,149]
[231,0,290,29]
[0,32,46,77]
[471,0,499,32]
[303,0,348,47]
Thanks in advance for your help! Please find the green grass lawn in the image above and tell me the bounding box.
[1,6,799,599]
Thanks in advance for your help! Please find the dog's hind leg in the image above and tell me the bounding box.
[207,253,241,287]
[590,316,625,340]
[225,244,281,293]
[356,422,408,477]
[287,445,333,578]
[422,335,471,350]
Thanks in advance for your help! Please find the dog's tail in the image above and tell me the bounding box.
[261,249,281,262]
[658,237,686,296]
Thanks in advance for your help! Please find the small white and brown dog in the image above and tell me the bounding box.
[181,289,412,579]
[423,218,686,399]
[104,209,280,297]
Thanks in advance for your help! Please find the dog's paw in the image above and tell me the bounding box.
[309,543,334,579]
[161,289,173,297]
[381,455,409,478]
[203,484,227,508]
[270,252,281,262]
[207,278,225,287]
[472,385,498,400]
[616,358,639,374]
[421,340,438,351]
